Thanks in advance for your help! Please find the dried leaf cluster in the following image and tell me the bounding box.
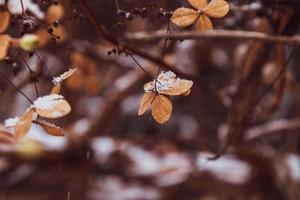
[171,0,229,31]
[2,69,76,143]
[138,71,193,124]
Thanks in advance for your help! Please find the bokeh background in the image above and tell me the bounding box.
[0,0,300,199]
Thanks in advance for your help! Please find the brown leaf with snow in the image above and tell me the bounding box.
[33,94,71,118]
[36,120,65,136]
[14,108,35,142]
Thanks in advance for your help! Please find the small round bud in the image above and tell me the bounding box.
[20,34,40,52]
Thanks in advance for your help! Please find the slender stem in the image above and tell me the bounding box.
[20,0,25,15]
[0,70,33,104]
[154,19,170,91]
[19,54,39,98]
[34,52,53,77]
[114,0,120,11]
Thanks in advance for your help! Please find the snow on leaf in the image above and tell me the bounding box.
[52,68,77,85]
[144,71,193,96]
[14,107,35,142]
[33,94,71,118]
[4,117,20,128]
[35,119,65,136]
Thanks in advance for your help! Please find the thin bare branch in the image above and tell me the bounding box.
[127,30,300,45]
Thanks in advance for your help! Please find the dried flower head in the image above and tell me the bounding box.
[171,0,229,32]
[4,94,71,142]
[138,71,193,124]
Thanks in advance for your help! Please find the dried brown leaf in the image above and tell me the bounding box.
[188,0,208,10]
[0,11,10,33]
[51,83,61,94]
[171,8,198,27]
[183,89,191,96]
[196,14,213,31]
[152,95,173,124]
[0,34,11,60]
[138,92,156,115]
[36,120,65,136]
[14,108,35,142]
[203,0,229,18]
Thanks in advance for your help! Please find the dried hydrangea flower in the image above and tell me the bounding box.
[171,0,229,32]
[138,71,193,124]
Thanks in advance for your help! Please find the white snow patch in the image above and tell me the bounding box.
[285,154,300,181]
[143,71,191,94]
[33,94,64,110]
[4,117,19,128]
[7,0,44,19]
[196,152,252,184]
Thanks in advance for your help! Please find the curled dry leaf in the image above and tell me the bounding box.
[0,11,10,33]
[53,68,77,84]
[152,95,173,124]
[14,108,35,142]
[51,68,77,94]
[171,0,229,31]
[0,34,11,60]
[35,120,65,136]
[33,94,71,118]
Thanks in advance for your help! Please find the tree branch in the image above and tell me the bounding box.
[126,30,300,45]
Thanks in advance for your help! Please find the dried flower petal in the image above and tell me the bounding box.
[0,34,11,60]
[138,92,156,115]
[53,68,77,84]
[0,11,10,33]
[188,0,208,10]
[35,120,65,136]
[14,108,35,142]
[33,94,71,118]
[196,14,213,31]
[203,0,229,18]
[152,95,173,124]
[171,8,198,27]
